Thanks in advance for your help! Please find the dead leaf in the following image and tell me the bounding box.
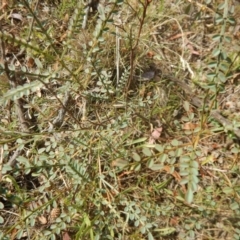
[170,217,179,226]
[147,51,155,58]
[60,31,67,42]
[26,57,35,68]
[148,127,162,144]
[171,171,181,182]
[9,13,23,22]
[38,215,48,225]
[151,127,162,140]
[186,43,200,56]
[10,228,18,240]
[225,101,235,109]
[63,13,69,24]
[62,231,71,240]
[163,166,181,182]
[50,208,61,221]
[182,122,198,130]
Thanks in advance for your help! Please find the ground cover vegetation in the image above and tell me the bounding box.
[0,0,240,239]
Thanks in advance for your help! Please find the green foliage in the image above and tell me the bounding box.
[1,0,240,239]
[0,78,49,105]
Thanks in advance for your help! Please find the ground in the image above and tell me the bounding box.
[0,0,240,239]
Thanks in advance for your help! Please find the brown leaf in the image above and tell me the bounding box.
[38,215,48,225]
[151,127,162,140]
[26,57,35,68]
[147,51,155,58]
[50,208,61,221]
[10,227,18,240]
[148,127,163,144]
[168,31,192,40]
[60,32,67,42]
[171,171,181,182]
[170,217,179,226]
[62,231,71,240]
[163,166,181,182]
[182,122,198,130]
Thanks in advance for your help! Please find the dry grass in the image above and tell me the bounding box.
[0,0,240,239]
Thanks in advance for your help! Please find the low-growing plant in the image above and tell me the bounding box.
[1,0,240,239]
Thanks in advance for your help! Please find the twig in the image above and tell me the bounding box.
[115,27,121,85]
[8,149,23,167]
[82,0,92,29]
[50,91,71,130]
[127,0,151,91]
